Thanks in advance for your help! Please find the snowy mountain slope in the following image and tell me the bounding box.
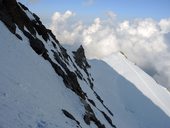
[0,0,170,128]
[0,21,86,128]
[89,59,170,128]
[0,1,116,128]
[103,53,170,117]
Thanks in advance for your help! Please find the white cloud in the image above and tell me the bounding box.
[82,18,119,58]
[50,11,81,45]
[159,18,170,33]
[50,10,170,89]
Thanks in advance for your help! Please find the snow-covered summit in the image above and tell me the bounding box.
[0,0,170,128]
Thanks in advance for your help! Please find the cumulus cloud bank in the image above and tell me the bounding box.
[50,11,170,88]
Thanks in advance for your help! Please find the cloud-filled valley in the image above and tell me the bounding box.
[50,11,170,89]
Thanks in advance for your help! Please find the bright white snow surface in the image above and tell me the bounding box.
[103,53,170,116]
[1,19,170,128]
[0,22,86,128]
[89,59,170,128]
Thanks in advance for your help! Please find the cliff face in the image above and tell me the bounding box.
[0,1,116,128]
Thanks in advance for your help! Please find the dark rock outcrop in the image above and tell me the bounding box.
[62,109,82,127]
[0,1,116,128]
[73,45,90,70]
[101,111,116,128]
[82,100,105,128]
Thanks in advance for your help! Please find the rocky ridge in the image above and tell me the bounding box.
[0,0,116,128]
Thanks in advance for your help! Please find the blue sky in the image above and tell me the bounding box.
[19,0,170,25]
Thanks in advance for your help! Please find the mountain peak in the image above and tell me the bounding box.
[73,45,91,69]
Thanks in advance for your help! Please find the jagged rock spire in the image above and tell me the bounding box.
[73,45,91,69]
